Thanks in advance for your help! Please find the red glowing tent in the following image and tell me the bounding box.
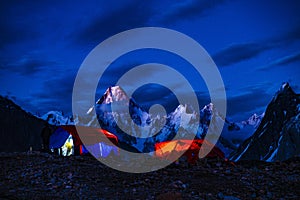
[155,139,224,163]
[50,125,118,155]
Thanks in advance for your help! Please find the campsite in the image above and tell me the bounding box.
[2,123,298,199]
[47,125,226,164]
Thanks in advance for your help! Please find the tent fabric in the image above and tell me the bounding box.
[49,127,71,149]
[59,125,118,146]
[155,139,225,163]
[50,125,119,156]
[86,142,119,158]
[80,145,89,155]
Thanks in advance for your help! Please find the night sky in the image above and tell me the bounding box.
[1,0,300,120]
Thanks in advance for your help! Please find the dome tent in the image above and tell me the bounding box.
[155,139,225,164]
[49,125,119,157]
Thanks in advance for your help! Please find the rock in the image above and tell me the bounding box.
[266,192,273,198]
[251,193,256,198]
[223,196,241,200]
[156,192,182,200]
[218,192,224,199]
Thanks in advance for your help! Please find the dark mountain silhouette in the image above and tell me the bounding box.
[230,83,300,161]
[0,96,46,152]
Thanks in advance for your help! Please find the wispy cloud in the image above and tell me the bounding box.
[213,25,300,67]
[227,90,270,118]
[212,42,274,67]
[158,0,228,24]
[1,54,58,76]
[278,25,300,44]
[29,72,77,114]
[259,51,300,70]
[76,1,153,45]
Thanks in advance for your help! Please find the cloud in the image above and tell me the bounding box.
[226,88,271,118]
[212,42,274,67]
[1,55,58,76]
[213,25,300,67]
[158,0,228,24]
[76,1,153,45]
[259,51,300,70]
[278,25,300,44]
[28,72,77,114]
[133,86,212,114]
[94,62,160,96]
[133,83,176,102]
[132,83,179,113]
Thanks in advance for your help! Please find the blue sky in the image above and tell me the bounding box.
[0,0,300,120]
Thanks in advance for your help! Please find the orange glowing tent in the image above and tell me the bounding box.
[155,139,224,163]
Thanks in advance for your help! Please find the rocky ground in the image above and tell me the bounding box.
[0,152,299,200]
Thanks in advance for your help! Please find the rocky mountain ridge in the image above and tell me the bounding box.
[230,83,300,161]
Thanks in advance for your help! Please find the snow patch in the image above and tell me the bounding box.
[40,111,74,125]
[266,147,278,162]
[233,141,251,162]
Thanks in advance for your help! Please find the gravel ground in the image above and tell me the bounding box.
[0,152,299,200]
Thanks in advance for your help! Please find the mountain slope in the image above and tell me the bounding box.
[40,111,74,125]
[230,83,300,161]
[0,96,46,152]
[227,113,264,132]
[217,113,264,157]
[96,86,129,104]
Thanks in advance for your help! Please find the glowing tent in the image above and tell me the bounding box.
[155,139,225,163]
[49,125,119,157]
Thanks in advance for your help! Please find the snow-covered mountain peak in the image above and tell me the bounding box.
[274,82,296,100]
[203,103,214,111]
[170,104,196,128]
[200,103,214,125]
[280,82,289,91]
[96,86,129,105]
[41,111,74,125]
[243,113,264,128]
[173,104,188,115]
